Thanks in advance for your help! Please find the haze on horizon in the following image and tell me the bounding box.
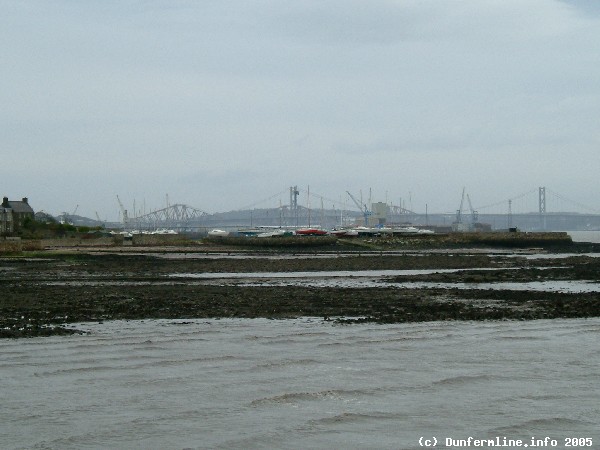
[2,0,600,221]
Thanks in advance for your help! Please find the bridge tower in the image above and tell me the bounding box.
[289,186,299,226]
[538,186,546,230]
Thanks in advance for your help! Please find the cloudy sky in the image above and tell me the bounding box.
[2,0,600,220]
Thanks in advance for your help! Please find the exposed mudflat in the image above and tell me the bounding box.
[2,248,600,337]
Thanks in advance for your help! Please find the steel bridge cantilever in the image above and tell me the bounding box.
[132,204,209,230]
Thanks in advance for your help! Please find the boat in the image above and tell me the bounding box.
[353,226,390,236]
[395,226,420,234]
[295,228,329,236]
[153,228,178,235]
[330,228,359,237]
[237,228,262,237]
[208,229,229,237]
[256,229,292,238]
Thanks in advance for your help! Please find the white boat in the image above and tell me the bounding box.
[257,229,290,238]
[208,229,229,237]
[397,226,419,233]
[154,229,178,235]
[329,228,358,237]
[352,226,390,235]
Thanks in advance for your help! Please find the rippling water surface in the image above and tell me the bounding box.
[2,318,599,449]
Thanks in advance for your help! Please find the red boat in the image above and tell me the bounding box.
[295,228,328,236]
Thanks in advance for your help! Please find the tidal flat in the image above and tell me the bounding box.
[2,247,600,337]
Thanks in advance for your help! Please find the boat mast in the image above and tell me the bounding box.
[307,185,311,227]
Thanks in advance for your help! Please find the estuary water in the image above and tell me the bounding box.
[2,318,599,450]
[568,231,600,243]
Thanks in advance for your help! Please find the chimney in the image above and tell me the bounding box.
[2,197,8,208]
[22,197,28,204]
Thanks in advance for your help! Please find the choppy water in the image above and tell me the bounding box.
[2,318,599,449]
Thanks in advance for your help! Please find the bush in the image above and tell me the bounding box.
[20,219,77,238]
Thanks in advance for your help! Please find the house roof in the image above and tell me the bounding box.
[5,200,34,214]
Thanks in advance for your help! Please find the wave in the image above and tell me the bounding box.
[351,336,431,345]
[254,358,320,369]
[256,338,305,345]
[125,354,239,369]
[432,374,501,386]
[519,393,566,401]
[250,388,375,406]
[33,353,240,377]
[316,341,349,347]
[34,365,123,376]
[496,335,546,340]
[491,417,595,434]
[310,411,406,426]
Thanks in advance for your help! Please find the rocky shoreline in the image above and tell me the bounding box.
[2,244,600,337]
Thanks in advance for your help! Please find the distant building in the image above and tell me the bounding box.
[1,197,34,234]
[0,204,12,234]
[371,202,390,226]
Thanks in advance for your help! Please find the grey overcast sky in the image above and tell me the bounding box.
[2,0,600,220]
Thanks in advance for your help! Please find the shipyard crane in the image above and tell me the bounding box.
[454,188,480,231]
[60,204,79,225]
[116,195,129,229]
[455,188,465,225]
[95,211,104,227]
[466,194,478,226]
[346,191,371,226]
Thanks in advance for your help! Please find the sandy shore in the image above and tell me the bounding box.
[2,247,600,337]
